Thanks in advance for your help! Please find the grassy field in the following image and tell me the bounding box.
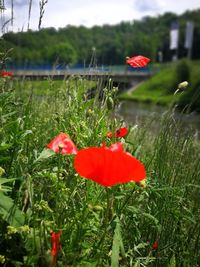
[0,76,200,266]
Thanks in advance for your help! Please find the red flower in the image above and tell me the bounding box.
[106,127,128,138]
[115,127,128,137]
[51,231,62,265]
[0,70,13,77]
[152,240,158,250]
[74,143,146,187]
[106,131,113,138]
[126,55,150,68]
[47,132,78,155]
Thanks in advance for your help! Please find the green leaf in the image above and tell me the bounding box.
[0,143,13,151]
[0,192,25,226]
[133,260,140,267]
[21,129,33,138]
[34,148,55,163]
[167,254,176,267]
[111,217,125,267]
[0,156,11,163]
[0,178,17,193]
[0,177,17,185]
[142,212,159,225]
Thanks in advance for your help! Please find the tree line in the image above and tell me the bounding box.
[2,9,200,68]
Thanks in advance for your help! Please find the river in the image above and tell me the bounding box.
[117,101,200,139]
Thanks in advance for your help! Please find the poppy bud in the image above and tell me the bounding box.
[86,109,94,117]
[152,240,158,250]
[174,81,189,95]
[178,81,189,90]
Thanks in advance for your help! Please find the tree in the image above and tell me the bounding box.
[48,42,77,64]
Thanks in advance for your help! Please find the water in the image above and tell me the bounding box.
[117,101,200,139]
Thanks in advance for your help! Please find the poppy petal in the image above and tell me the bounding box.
[74,145,146,186]
[106,127,128,138]
[115,127,128,137]
[126,55,150,68]
[51,231,62,266]
[0,70,13,77]
[109,142,124,152]
[47,132,78,155]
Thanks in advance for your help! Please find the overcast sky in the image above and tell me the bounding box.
[2,0,200,32]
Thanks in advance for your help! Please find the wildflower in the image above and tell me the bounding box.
[5,226,18,240]
[74,143,146,187]
[106,127,128,138]
[106,131,113,138]
[115,127,128,137]
[19,225,30,234]
[7,225,17,235]
[51,231,62,266]
[152,240,158,250]
[0,70,13,77]
[47,132,78,155]
[126,55,150,68]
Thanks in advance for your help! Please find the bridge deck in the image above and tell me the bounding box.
[13,70,154,82]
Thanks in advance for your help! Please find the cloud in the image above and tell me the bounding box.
[41,0,136,28]
[14,0,37,8]
[134,0,164,13]
[1,0,200,33]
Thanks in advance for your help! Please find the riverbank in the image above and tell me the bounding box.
[118,60,200,111]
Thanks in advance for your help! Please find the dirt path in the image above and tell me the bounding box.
[127,81,144,95]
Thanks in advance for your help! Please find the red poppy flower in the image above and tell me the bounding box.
[106,127,128,138]
[115,127,128,137]
[0,70,13,77]
[126,55,150,68]
[51,231,62,265]
[152,240,158,250]
[47,132,78,155]
[74,143,146,187]
[106,131,113,138]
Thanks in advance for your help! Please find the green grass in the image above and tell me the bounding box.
[14,79,96,97]
[0,76,200,266]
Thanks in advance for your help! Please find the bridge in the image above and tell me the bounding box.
[14,69,153,82]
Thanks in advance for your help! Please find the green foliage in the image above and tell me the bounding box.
[3,9,200,66]
[48,42,77,64]
[119,64,180,105]
[167,254,176,267]
[0,191,24,226]
[111,217,125,267]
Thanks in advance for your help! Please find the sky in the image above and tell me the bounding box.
[2,0,200,32]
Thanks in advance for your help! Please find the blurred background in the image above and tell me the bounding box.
[0,0,200,67]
